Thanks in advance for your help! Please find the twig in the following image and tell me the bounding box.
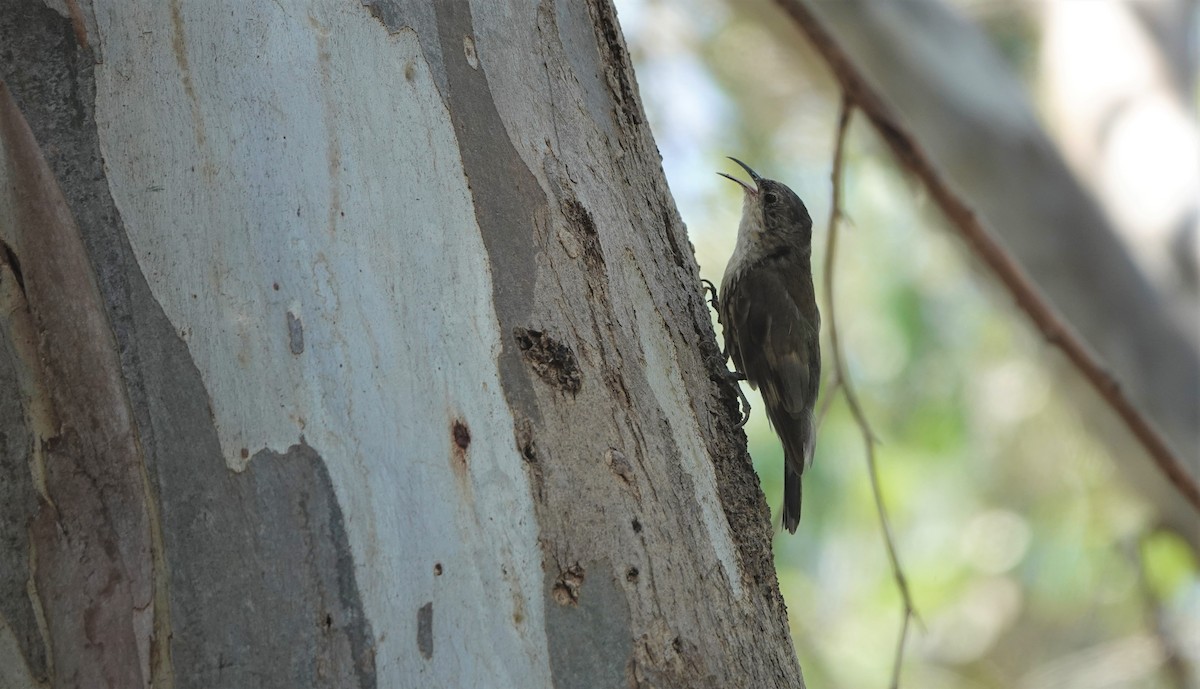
[773,0,1200,513]
[823,95,917,689]
[814,372,841,433]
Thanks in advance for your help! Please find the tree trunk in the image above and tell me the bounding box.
[0,2,802,687]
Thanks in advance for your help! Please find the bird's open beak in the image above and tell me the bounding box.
[717,157,761,195]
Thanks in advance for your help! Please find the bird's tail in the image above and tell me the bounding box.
[781,412,815,533]
[783,466,802,533]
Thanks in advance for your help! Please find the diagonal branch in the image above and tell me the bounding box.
[774,0,1200,513]
[823,95,916,689]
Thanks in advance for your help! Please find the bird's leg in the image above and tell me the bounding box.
[701,278,720,312]
[723,370,751,428]
[701,278,732,361]
[701,279,751,426]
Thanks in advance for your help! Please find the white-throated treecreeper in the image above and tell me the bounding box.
[716,157,820,533]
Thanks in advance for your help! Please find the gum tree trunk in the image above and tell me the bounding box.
[0,1,802,688]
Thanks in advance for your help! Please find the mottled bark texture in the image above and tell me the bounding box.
[0,1,803,688]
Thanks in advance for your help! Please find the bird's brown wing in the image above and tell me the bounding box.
[721,261,821,531]
[722,267,816,411]
[722,263,820,475]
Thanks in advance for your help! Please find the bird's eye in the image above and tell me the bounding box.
[764,192,778,204]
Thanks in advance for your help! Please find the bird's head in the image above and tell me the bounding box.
[719,157,813,248]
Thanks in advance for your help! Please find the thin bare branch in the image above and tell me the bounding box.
[823,95,917,689]
[774,0,1200,513]
[814,373,840,433]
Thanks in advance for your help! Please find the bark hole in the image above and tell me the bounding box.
[452,420,471,450]
[450,420,471,483]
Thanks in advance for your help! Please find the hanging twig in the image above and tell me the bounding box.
[773,0,1200,513]
[814,373,841,433]
[823,95,916,689]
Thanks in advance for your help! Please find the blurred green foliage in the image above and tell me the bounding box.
[616,1,1199,687]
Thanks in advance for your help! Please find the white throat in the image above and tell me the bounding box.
[727,196,765,275]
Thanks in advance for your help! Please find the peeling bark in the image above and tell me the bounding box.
[1,79,156,689]
[0,1,803,687]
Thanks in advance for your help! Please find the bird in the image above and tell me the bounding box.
[716,157,821,533]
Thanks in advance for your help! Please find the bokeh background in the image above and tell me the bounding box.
[613,1,1200,687]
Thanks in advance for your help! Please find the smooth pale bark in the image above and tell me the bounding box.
[0,1,802,688]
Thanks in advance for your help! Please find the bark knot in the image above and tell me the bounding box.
[450,419,471,484]
[514,327,582,395]
[605,447,640,499]
[551,563,585,606]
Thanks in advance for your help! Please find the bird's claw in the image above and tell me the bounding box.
[724,369,751,427]
[701,278,719,312]
[702,279,747,425]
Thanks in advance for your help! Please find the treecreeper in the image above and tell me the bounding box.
[713,157,821,533]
